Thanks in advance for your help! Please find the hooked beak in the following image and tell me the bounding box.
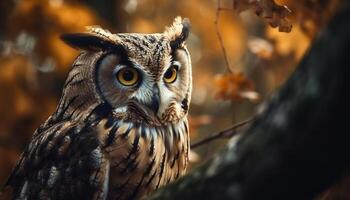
[149,84,160,115]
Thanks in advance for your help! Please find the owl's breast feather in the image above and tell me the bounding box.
[97,117,190,200]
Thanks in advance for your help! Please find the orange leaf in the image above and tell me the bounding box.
[233,0,292,32]
[214,72,260,103]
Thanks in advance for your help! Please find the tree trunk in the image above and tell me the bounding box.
[148,1,350,199]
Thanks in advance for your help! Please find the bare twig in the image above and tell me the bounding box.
[191,117,253,149]
[215,0,233,73]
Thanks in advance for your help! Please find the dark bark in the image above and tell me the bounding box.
[148,1,350,200]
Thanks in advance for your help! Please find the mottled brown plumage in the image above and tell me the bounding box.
[4,17,192,200]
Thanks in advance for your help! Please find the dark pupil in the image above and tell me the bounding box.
[164,68,173,79]
[123,70,134,81]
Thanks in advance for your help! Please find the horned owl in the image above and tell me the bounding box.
[4,17,192,200]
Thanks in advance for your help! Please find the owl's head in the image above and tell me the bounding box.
[60,17,191,125]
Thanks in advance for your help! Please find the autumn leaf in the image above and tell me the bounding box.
[233,0,292,32]
[214,72,260,103]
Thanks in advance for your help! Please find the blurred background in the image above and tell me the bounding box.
[0,0,341,190]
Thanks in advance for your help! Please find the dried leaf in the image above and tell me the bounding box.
[233,0,292,32]
[214,72,260,102]
[275,0,341,37]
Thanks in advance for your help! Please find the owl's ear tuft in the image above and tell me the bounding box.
[164,17,190,49]
[60,33,111,51]
[61,26,120,51]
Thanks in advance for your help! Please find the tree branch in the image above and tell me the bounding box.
[215,0,233,73]
[190,118,253,149]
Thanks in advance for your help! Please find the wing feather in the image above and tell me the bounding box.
[4,121,110,200]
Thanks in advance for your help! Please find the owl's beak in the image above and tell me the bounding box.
[149,85,160,115]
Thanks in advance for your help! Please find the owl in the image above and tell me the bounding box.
[4,17,192,200]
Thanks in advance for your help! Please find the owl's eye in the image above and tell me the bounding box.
[164,65,178,83]
[117,68,139,86]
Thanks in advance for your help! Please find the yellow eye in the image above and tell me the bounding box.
[164,66,178,83]
[117,68,139,86]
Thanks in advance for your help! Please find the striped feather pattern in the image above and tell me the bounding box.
[98,116,189,200]
[5,103,189,200]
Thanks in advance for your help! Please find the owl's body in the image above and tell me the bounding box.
[4,17,192,200]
